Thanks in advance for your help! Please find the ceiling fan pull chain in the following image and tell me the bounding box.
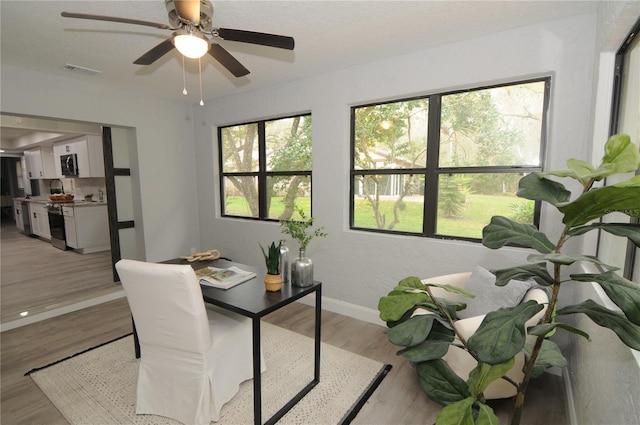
[182,55,188,95]
[199,57,204,106]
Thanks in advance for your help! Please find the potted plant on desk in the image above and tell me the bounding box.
[261,241,282,292]
[280,206,327,287]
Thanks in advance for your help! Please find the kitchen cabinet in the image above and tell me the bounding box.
[62,204,109,253]
[53,135,104,178]
[30,203,51,240]
[24,146,56,179]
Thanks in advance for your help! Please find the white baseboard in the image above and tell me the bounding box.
[562,367,578,425]
[296,293,385,327]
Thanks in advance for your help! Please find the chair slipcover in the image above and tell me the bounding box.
[414,272,549,399]
[116,259,260,425]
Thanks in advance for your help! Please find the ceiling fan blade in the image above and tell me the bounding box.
[216,28,295,50]
[61,12,171,30]
[174,0,201,25]
[133,39,175,65]
[209,44,249,77]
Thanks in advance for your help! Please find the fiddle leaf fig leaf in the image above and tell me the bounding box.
[528,322,590,340]
[558,177,640,227]
[397,276,427,289]
[482,216,555,254]
[613,174,640,187]
[516,173,571,205]
[385,313,435,346]
[468,301,544,364]
[476,403,500,425]
[416,360,471,406]
[467,359,515,397]
[558,300,640,350]
[597,133,640,178]
[523,339,567,378]
[424,283,476,299]
[378,290,428,322]
[571,272,640,325]
[568,159,597,185]
[527,253,619,271]
[541,135,640,184]
[435,397,475,425]
[399,339,451,362]
[494,263,554,287]
[540,159,594,186]
[568,223,640,247]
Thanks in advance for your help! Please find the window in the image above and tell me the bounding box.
[599,18,640,282]
[219,114,312,221]
[351,78,549,240]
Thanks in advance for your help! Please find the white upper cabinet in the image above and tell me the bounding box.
[24,146,56,179]
[53,135,105,178]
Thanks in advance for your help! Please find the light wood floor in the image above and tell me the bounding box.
[1,297,568,425]
[1,220,119,324]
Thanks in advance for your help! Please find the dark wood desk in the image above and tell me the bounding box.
[140,258,322,425]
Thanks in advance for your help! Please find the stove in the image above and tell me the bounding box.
[46,203,68,250]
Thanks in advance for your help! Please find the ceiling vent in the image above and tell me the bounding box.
[63,63,102,75]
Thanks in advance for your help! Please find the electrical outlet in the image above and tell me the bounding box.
[190,247,196,254]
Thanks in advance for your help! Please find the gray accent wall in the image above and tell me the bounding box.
[559,282,640,425]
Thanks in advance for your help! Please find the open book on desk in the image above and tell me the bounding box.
[195,266,257,289]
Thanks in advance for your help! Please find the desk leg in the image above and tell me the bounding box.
[314,285,321,382]
[252,317,262,425]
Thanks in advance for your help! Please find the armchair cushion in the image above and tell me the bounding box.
[457,266,532,319]
[414,268,549,400]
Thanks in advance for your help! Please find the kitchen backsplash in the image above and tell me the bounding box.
[35,177,106,201]
[72,177,106,200]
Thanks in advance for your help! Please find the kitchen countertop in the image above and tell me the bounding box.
[16,197,107,207]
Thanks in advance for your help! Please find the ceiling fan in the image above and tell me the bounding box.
[61,0,295,78]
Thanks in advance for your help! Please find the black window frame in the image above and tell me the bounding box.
[598,17,640,280]
[350,77,551,242]
[218,113,313,221]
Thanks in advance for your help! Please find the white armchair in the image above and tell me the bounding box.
[116,259,259,425]
[414,269,549,399]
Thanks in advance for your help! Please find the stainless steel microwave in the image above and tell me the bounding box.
[60,153,79,177]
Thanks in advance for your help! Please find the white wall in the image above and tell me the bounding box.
[194,13,599,316]
[1,65,201,262]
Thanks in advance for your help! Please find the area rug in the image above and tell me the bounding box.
[27,322,391,425]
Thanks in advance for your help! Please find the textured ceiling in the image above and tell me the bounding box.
[1,1,600,107]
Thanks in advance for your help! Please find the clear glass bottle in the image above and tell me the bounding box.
[279,240,289,283]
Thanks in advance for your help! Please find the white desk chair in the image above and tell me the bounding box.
[116,259,261,425]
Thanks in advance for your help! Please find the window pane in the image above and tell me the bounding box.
[266,116,312,172]
[435,173,534,239]
[221,124,259,172]
[354,99,429,170]
[439,81,545,167]
[222,176,258,217]
[353,174,424,232]
[266,175,311,220]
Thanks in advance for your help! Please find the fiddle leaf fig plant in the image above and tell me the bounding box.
[378,134,640,425]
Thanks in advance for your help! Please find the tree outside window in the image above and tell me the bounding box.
[219,114,312,220]
[351,78,549,240]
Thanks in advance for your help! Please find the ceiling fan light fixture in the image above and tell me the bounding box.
[172,30,209,59]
